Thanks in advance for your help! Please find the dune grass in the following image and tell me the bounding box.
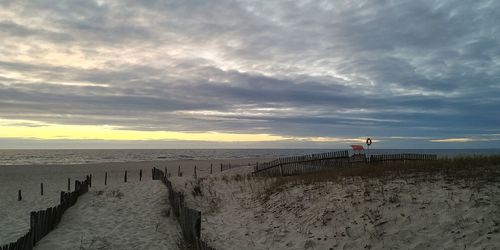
[257,155,500,199]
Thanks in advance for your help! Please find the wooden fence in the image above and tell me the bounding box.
[369,153,437,163]
[252,151,438,177]
[253,150,350,177]
[220,163,250,172]
[220,163,234,172]
[1,176,91,250]
[152,168,216,250]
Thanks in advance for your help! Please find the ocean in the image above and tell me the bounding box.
[1,149,500,166]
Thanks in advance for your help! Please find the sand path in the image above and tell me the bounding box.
[34,179,180,250]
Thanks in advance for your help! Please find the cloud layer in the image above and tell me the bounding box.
[1,0,500,147]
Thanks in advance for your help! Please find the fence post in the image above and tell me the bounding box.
[152,167,155,180]
[279,159,283,176]
[41,183,44,196]
[30,211,36,245]
[220,163,222,172]
[18,189,22,201]
[178,165,181,177]
[210,164,212,175]
[89,174,92,187]
[194,165,197,178]
[124,170,128,183]
[105,172,107,185]
[67,178,70,191]
[140,169,143,181]
[165,167,168,177]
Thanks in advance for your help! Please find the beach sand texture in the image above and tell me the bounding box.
[4,157,499,249]
[171,165,500,250]
[34,180,180,250]
[0,157,272,246]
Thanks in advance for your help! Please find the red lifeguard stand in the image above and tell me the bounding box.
[350,144,366,162]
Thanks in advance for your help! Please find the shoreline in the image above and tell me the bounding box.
[0,156,277,168]
[2,148,500,167]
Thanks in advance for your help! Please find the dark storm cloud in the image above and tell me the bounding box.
[1,0,499,146]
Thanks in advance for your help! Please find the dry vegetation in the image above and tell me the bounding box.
[293,155,500,179]
[171,156,500,249]
[260,155,500,197]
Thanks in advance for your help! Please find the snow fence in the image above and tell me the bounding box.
[253,150,351,176]
[252,150,438,177]
[1,175,92,250]
[152,167,216,250]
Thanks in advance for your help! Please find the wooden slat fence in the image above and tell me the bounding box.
[1,176,91,250]
[220,163,234,172]
[370,154,437,163]
[152,168,216,250]
[253,151,438,177]
[221,163,250,172]
[253,150,350,177]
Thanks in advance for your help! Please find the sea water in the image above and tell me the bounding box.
[1,148,500,166]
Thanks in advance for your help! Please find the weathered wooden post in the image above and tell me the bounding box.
[178,165,181,177]
[210,163,213,174]
[68,178,71,191]
[194,165,197,178]
[220,163,223,172]
[30,211,36,243]
[18,189,22,201]
[165,167,168,177]
[89,174,92,187]
[279,159,284,176]
[41,183,44,196]
[124,170,128,183]
[152,167,155,180]
[104,172,108,185]
[140,169,143,181]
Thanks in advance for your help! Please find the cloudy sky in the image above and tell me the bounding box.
[1,0,499,149]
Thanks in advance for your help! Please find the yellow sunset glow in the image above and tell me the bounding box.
[0,119,287,142]
[0,119,365,143]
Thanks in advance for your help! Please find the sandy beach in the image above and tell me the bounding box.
[170,163,500,250]
[0,157,274,246]
[2,156,500,249]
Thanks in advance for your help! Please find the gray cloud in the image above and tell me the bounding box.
[0,0,499,147]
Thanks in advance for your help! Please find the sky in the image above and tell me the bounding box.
[0,0,499,149]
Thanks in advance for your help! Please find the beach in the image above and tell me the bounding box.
[169,161,500,250]
[0,157,274,246]
[2,155,500,249]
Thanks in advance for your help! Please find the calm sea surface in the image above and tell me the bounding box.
[1,149,500,166]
